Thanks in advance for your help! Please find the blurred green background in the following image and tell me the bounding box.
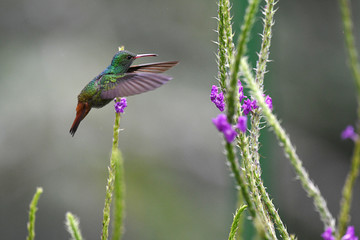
[0,0,359,239]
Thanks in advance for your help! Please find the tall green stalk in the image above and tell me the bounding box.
[111,148,125,240]
[338,0,360,96]
[227,0,260,124]
[217,0,288,238]
[217,0,230,92]
[250,0,276,176]
[101,98,125,240]
[217,0,275,237]
[216,0,259,220]
[337,140,360,239]
[336,0,360,238]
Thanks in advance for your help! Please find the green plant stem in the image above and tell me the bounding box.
[102,103,122,240]
[112,108,121,152]
[255,0,275,88]
[238,133,290,239]
[337,1,360,237]
[220,0,278,238]
[217,0,229,91]
[111,148,125,240]
[237,135,276,240]
[227,0,260,124]
[338,0,360,97]
[228,205,247,240]
[217,0,287,238]
[217,0,264,234]
[240,58,291,239]
[242,58,336,229]
[337,139,360,239]
[235,191,246,240]
[217,0,235,92]
[224,141,256,219]
[222,0,234,59]
[65,212,83,240]
[250,0,276,176]
[217,2,254,236]
[225,140,272,240]
[26,187,43,240]
[256,180,290,239]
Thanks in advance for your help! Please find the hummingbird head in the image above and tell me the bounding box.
[110,51,157,73]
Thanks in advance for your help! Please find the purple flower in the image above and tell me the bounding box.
[212,114,237,143]
[238,80,245,102]
[237,116,247,133]
[222,125,237,143]
[265,95,273,110]
[212,114,229,132]
[321,226,358,240]
[239,91,245,103]
[242,99,252,115]
[321,227,335,240]
[114,98,127,113]
[210,85,218,102]
[215,92,225,112]
[241,99,258,115]
[341,125,358,141]
[251,99,258,110]
[241,98,259,115]
[342,226,358,240]
[210,85,225,112]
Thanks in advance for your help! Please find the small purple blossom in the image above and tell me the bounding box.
[242,99,252,115]
[212,114,237,143]
[251,99,258,110]
[242,98,258,115]
[222,125,237,143]
[265,95,273,110]
[210,85,225,112]
[321,226,358,240]
[114,98,127,113]
[239,91,245,103]
[236,116,247,133]
[215,92,225,112]
[342,226,358,240]
[321,227,335,240]
[341,125,358,141]
[210,85,218,102]
[212,114,229,132]
[238,80,245,102]
[238,80,242,89]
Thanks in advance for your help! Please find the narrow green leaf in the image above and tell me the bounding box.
[228,205,247,240]
[26,187,43,240]
[65,212,83,240]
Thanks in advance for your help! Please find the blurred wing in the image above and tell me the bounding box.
[127,61,178,73]
[100,73,172,99]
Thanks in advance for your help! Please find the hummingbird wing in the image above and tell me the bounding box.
[100,73,172,99]
[127,61,178,73]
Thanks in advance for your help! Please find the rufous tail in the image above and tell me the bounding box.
[70,102,91,136]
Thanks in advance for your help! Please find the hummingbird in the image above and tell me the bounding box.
[70,50,178,136]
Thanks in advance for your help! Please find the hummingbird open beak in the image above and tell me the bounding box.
[135,53,158,59]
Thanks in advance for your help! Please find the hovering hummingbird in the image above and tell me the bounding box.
[70,50,178,136]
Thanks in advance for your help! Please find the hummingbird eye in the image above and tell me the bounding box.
[127,55,132,60]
